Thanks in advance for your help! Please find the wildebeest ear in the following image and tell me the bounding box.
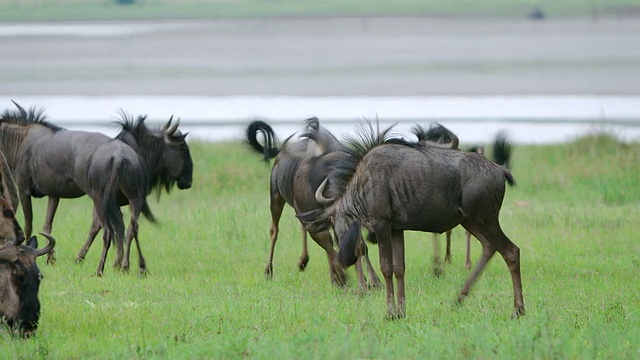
[26,235,38,249]
[296,209,331,233]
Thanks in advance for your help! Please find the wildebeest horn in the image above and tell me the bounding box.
[315,178,335,205]
[449,133,460,150]
[33,232,56,258]
[0,244,19,262]
[165,116,180,136]
[11,100,27,118]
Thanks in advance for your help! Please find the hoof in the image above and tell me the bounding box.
[264,264,273,279]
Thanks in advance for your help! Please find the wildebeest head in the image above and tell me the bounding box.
[116,112,193,194]
[0,233,55,338]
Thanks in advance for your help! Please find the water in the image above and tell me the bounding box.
[4,95,640,145]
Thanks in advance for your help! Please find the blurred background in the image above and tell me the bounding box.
[1,0,639,144]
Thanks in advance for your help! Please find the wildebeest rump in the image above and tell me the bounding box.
[0,102,151,276]
[75,112,193,273]
[412,124,513,272]
[299,123,523,319]
[246,118,380,290]
[0,233,55,337]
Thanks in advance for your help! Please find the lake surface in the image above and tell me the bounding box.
[3,95,639,144]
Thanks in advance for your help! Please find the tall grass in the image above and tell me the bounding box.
[1,134,639,359]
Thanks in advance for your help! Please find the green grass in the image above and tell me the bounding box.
[1,133,639,359]
[0,0,639,21]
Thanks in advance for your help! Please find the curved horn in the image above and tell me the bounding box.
[162,115,173,131]
[165,116,180,136]
[11,100,27,118]
[449,132,459,150]
[34,232,56,258]
[315,178,335,206]
[0,244,18,262]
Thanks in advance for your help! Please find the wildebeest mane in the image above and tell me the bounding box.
[0,102,62,132]
[325,121,396,199]
[114,110,184,196]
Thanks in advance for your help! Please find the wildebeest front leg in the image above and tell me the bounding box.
[431,233,443,276]
[298,224,309,271]
[376,226,397,318]
[310,229,346,287]
[43,197,60,264]
[76,212,101,263]
[444,229,453,263]
[356,239,381,290]
[19,193,33,239]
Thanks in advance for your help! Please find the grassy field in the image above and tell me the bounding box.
[1,0,639,21]
[0,131,638,359]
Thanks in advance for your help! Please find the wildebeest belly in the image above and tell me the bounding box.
[31,178,84,198]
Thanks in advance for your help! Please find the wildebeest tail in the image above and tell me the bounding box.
[93,158,125,245]
[493,131,512,169]
[246,120,279,162]
[140,202,157,224]
[338,223,360,267]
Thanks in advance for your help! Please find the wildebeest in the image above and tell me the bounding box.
[299,122,523,319]
[246,118,380,290]
[74,112,193,273]
[0,233,55,338]
[0,102,152,276]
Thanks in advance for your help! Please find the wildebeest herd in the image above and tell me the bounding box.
[0,100,522,337]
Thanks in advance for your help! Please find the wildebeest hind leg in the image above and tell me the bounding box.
[458,222,496,302]
[464,221,524,317]
[96,231,111,276]
[265,193,285,279]
[310,230,346,287]
[431,233,443,276]
[391,230,406,318]
[76,212,101,263]
[43,197,60,264]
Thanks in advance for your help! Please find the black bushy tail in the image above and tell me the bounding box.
[140,202,157,224]
[245,120,279,162]
[338,223,360,267]
[493,131,512,169]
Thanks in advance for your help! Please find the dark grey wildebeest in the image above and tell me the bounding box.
[246,118,381,290]
[299,123,523,319]
[75,112,193,274]
[0,102,151,276]
[0,233,55,338]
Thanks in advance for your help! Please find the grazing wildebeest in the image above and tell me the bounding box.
[0,102,151,276]
[299,123,523,319]
[0,233,55,338]
[246,118,381,290]
[75,111,193,273]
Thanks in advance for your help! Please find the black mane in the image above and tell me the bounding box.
[0,102,62,132]
[326,121,398,199]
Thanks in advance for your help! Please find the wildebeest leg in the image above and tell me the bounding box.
[297,224,309,271]
[43,197,60,264]
[124,201,146,275]
[265,193,285,279]
[357,239,382,289]
[444,229,453,263]
[310,230,347,287]
[431,233,443,276]
[461,221,525,317]
[76,212,101,263]
[96,230,111,276]
[465,230,472,269]
[19,193,33,239]
[375,224,397,318]
[391,230,406,318]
